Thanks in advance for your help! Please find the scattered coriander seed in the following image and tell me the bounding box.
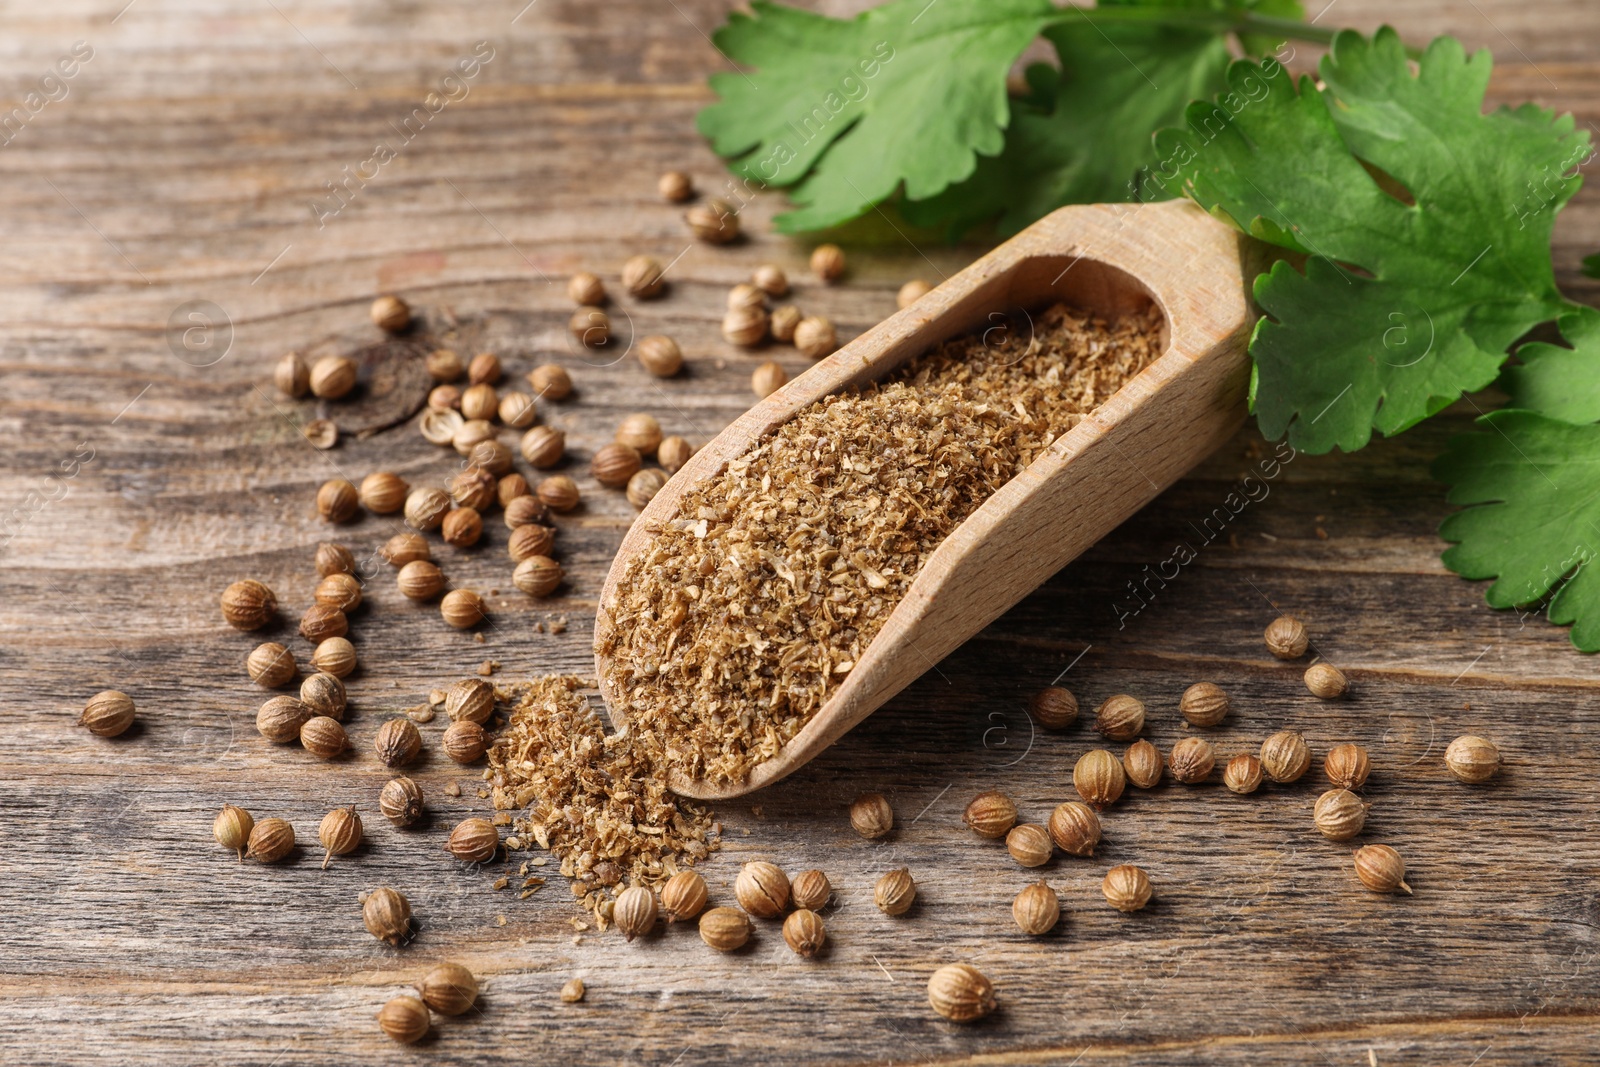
[1047,801,1101,856]
[213,804,254,861]
[622,254,666,298]
[317,805,362,868]
[538,475,580,512]
[1314,788,1368,841]
[1224,754,1265,795]
[810,243,845,282]
[314,572,362,613]
[446,817,499,863]
[1012,882,1060,936]
[299,604,348,645]
[658,435,694,473]
[316,478,359,523]
[1324,743,1371,790]
[377,996,429,1044]
[419,409,463,445]
[379,776,424,828]
[962,791,1017,839]
[1029,685,1078,729]
[300,715,348,760]
[1179,682,1229,727]
[310,355,358,399]
[460,382,499,422]
[507,524,556,563]
[470,440,515,481]
[752,361,787,398]
[452,419,497,457]
[752,264,788,297]
[1006,823,1053,868]
[1073,749,1126,809]
[1095,694,1144,741]
[699,906,751,951]
[782,908,826,958]
[382,533,430,567]
[364,886,412,944]
[927,963,995,1023]
[658,170,693,202]
[728,283,766,311]
[661,870,709,922]
[1305,662,1348,699]
[1353,844,1412,894]
[428,384,462,410]
[638,335,683,377]
[441,507,483,548]
[246,817,295,863]
[849,791,893,839]
[686,198,739,243]
[404,487,452,531]
[427,347,463,382]
[467,351,502,386]
[359,472,408,514]
[397,560,445,600]
[614,885,659,941]
[560,977,586,1003]
[1123,739,1163,789]
[1103,864,1153,912]
[1265,615,1309,659]
[221,579,277,630]
[735,861,790,919]
[1260,730,1312,783]
[790,869,832,911]
[568,271,606,306]
[874,867,916,916]
[722,305,768,346]
[1445,734,1500,783]
[274,353,311,400]
[592,443,642,488]
[1168,737,1216,784]
[897,279,932,308]
[418,962,478,1016]
[616,413,663,456]
[303,419,338,449]
[528,363,573,400]
[769,305,802,343]
[626,469,668,509]
[442,720,488,764]
[374,717,423,768]
[370,294,410,333]
[519,425,566,469]
[440,589,487,629]
[498,391,538,429]
[793,315,837,359]
[570,306,610,346]
[256,695,312,742]
[247,642,296,688]
[498,472,530,507]
[315,541,356,577]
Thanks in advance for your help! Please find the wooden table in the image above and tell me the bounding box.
[4,1,1599,1063]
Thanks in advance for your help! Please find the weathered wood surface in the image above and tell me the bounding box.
[2,1,1600,1064]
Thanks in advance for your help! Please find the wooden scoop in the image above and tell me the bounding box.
[594,200,1255,800]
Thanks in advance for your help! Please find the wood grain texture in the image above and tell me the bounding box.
[2,1,1600,1064]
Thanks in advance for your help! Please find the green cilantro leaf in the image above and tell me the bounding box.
[696,0,1054,233]
[1583,252,1600,278]
[1501,306,1600,424]
[1155,29,1588,454]
[1435,410,1600,652]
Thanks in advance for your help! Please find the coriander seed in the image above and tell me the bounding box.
[592,443,642,488]
[214,804,254,861]
[874,867,916,916]
[221,579,277,630]
[962,791,1017,839]
[452,419,497,456]
[1261,730,1312,783]
[661,870,709,922]
[520,426,566,469]
[397,560,445,600]
[753,264,788,297]
[626,469,668,510]
[793,315,836,359]
[246,817,295,863]
[314,572,362,613]
[379,777,424,827]
[315,541,356,577]
[446,817,499,863]
[685,198,739,243]
[927,963,994,1023]
[418,962,478,1016]
[570,306,610,346]
[1073,749,1125,809]
[382,533,430,567]
[529,363,573,400]
[1029,685,1078,729]
[1179,681,1229,727]
[722,305,768,347]
[1313,788,1368,841]
[538,475,580,512]
[1047,801,1101,856]
[256,695,312,742]
[470,440,514,479]
[727,283,765,311]
[1123,739,1163,789]
[769,305,802,342]
[498,391,537,429]
[310,355,357,399]
[303,419,338,449]
[311,636,356,678]
[1224,753,1264,794]
[1006,823,1053,868]
[299,604,347,645]
[374,717,422,767]
[751,361,786,398]
[440,589,487,629]
[404,487,452,531]
[441,507,483,548]
[658,435,694,473]
[300,715,348,760]
[1445,734,1500,783]
[559,978,585,1003]
[318,805,362,868]
[614,885,659,941]
[735,861,790,918]
[427,347,463,382]
[275,352,310,397]
[568,271,606,306]
[421,408,462,444]
[1095,694,1144,741]
[364,886,412,944]
[467,351,501,386]
[616,413,663,456]
[810,243,845,282]
[1168,737,1215,784]
[790,869,832,911]
[508,524,556,562]
[783,908,825,958]
[443,720,488,764]
[638,335,683,377]
[370,294,410,333]
[698,906,751,951]
[378,997,429,1044]
[498,472,530,507]
[897,279,931,308]
[1265,615,1309,659]
[359,472,408,514]
[622,254,666,298]
[849,791,893,839]
[1305,662,1348,699]
[1103,864,1152,912]
[430,384,461,410]
[78,690,136,738]
[1012,882,1059,936]
[658,170,693,202]
[1353,844,1412,894]
[460,382,499,422]
[1324,743,1371,790]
